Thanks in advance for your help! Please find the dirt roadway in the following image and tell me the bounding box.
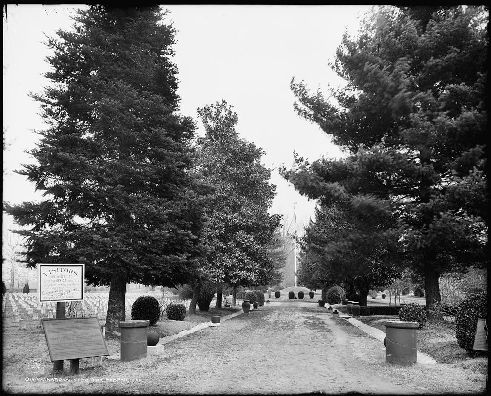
[3,301,487,394]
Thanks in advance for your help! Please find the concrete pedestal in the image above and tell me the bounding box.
[384,320,419,365]
[119,320,149,361]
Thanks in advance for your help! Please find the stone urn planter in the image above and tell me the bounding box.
[147,326,160,346]
[309,291,315,299]
[242,300,251,313]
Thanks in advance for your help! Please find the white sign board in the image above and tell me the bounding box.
[38,264,85,302]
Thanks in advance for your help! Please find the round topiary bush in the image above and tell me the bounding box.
[309,291,314,299]
[455,291,487,354]
[318,299,326,307]
[165,303,186,321]
[381,293,386,299]
[288,291,295,299]
[131,296,161,326]
[326,285,345,305]
[413,287,425,297]
[245,291,257,305]
[254,290,265,306]
[275,291,280,298]
[298,291,304,299]
[398,303,427,329]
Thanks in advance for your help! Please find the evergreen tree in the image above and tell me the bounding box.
[190,100,281,312]
[4,6,200,334]
[296,198,401,306]
[285,5,488,308]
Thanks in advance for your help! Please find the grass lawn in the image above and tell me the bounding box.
[2,304,242,384]
[356,315,488,376]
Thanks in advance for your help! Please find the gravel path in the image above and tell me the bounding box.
[4,301,486,394]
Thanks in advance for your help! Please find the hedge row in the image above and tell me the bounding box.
[336,305,404,316]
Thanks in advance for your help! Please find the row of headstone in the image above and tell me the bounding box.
[5,292,179,326]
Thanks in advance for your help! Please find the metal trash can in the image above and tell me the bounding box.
[384,320,419,365]
[119,320,149,361]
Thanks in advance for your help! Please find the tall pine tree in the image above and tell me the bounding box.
[285,5,488,308]
[5,6,200,334]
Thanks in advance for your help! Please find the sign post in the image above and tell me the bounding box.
[38,263,85,374]
[53,302,66,372]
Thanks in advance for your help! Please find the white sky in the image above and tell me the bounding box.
[3,4,372,248]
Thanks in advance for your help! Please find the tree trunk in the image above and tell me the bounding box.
[105,272,127,337]
[321,285,328,301]
[188,283,200,315]
[215,284,223,309]
[424,262,441,310]
[232,286,237,306]
[358,284,369,307]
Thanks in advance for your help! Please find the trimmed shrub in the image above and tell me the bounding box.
[288,291,295,299]
[245,291,257,305]
[351,305,360,316]
[326,285,345,305]
[428,301,460,321]
[23,283,30,294]
[441,302,459,317]
[337,305,348,314]
[2,281,6,295]
[399,303,427,328]
[131,296,161,326]
[381,293,386,299]
[360,306,370,316]
[402,288,410,296]
[298,291,304,299]
[413,287,425,297]
[367,305,403,315]
[166,303,186,321]
[455,291,487,353]
[254,290,265,306]
[275,291,280,298]
[309,291,314,299]
[318,300,325,307]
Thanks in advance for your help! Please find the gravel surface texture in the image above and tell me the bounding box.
[3,301,487,394]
